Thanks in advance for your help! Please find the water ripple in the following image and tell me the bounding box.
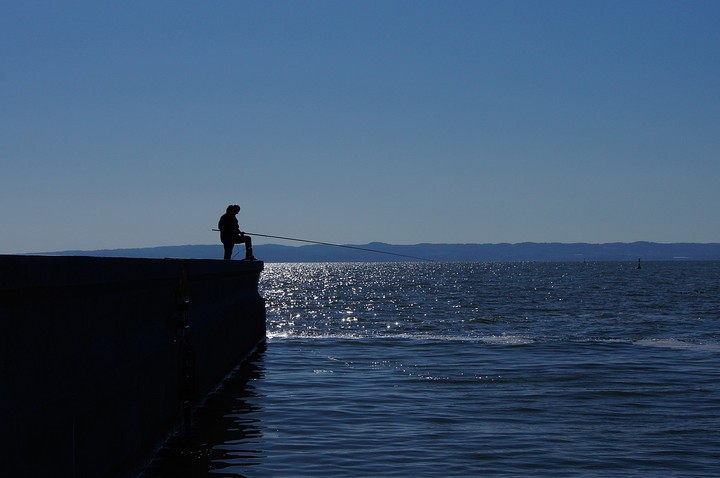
[146,262,720,477]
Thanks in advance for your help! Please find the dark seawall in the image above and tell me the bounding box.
[0,255,265,477]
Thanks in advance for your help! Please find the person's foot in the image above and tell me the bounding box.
[244,256,256,261]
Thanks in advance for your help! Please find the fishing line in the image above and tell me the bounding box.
[212,230,434,262]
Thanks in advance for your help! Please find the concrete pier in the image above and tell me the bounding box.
[0,255,265,477]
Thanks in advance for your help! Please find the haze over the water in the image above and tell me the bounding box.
[2,1,719,254]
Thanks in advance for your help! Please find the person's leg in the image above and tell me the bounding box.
[223,242,234,260]
[240,235,254,259]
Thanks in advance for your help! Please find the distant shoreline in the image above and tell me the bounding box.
[32,241,720,262]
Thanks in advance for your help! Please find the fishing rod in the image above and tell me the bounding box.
[212,230,434,262]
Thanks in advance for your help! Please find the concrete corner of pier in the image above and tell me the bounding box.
[0,254,266,478]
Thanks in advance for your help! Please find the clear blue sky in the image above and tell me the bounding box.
[2,0,719,254]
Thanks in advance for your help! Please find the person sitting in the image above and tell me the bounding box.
[218,204,255,260]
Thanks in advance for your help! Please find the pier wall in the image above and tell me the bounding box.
[0,255,265,477]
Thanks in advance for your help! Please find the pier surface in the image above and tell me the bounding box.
[0,254,265,477]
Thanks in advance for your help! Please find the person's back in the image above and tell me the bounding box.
[218,209,240,243]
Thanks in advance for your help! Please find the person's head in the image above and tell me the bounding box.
[226,204,241,214]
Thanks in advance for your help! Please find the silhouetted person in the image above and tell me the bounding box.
[218,204,255,260]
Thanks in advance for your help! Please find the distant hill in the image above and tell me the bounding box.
[45,241,720,262]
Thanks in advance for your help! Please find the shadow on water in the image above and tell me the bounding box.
[141,345,266,478]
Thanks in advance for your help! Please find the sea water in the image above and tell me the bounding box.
[144,262,720,477]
